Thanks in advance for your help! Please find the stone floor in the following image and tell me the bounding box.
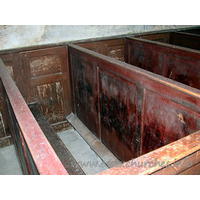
[0,116,121,175]
[0,145,23,175]
[58,128,109,175]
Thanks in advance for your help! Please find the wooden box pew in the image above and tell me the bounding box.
[134,31,200,51]
[68,44,200,174]
[125,37,200,90]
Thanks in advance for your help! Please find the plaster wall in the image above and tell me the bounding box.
[0,25,193,50]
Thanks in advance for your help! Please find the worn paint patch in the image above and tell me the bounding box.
[0,136,12,148]
[0,111,6,137]
[0,86,8,138]
[34,82,65,124]
[30,54,61,77]
[52,121,72,133]
[5,64,14,79]
[108,45,125,62]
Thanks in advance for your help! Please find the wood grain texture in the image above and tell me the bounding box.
[20,46,71,124]
[135,33,171,43]
[77,38,125,61]
[0,58,68,175]
[125,37,200,90]
[68,44,200,164]
[99,69,138,161]
[71,55,99,138]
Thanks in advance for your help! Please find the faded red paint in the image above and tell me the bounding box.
[0,59,68,175]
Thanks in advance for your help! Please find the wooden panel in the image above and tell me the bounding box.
[101,39,125,61]
[182,29,200,35]
[68,44,200,164]
[0,54,14,79]
[99,69,140,161]
[11,52,27,99]
[71,55,99,138]
[128,45,164,75]
[21,46,71,124]
[178,162,200,175]
[77,38,125,61]
[125,37,200,90]
[33,81,65,124]
[0,106,6,138]
[0,53,26,138]
[170,32,200,50]
[152,149,200,175]
[108,45,124,61]
[0,59,68,175]
[0,80,9,138]
[136,33,170,43]
[164,54,200,89]
[78,42,100,53]
[142,89,200,155]
[29,54,62,77]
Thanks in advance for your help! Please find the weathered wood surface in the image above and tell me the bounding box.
[77,38,125,61]
[0,26,199,139]
[29,104,85,175]
[68,44,200,164]
[135,31,200,50]
[170,32,200,50]
[1,26,200,174]
[97,130,200,175]
[20,47,71,124]
[0,59,68,175]
[135,32,171,43]
[125,37,200,90]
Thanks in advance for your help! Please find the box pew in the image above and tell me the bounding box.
[0,59,69,175]
[68,44,200,174]
[125,37,200,90]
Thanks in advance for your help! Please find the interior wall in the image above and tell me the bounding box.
[0,25,192,50]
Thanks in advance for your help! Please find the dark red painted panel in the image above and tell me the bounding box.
[170,32,200,50]
[99,69,139,161]
[0,59,68,175]
[128,45,164,76]
[142,89,200,155]
[72,55,99,138]
[164,54,200,89]
[125,37,200,90]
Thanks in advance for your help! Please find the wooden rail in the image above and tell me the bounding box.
[97,129,200,175]
[0,59,68,175]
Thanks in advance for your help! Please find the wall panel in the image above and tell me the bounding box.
[71,55,99,138]
[20,46,71,124]
[125,37,200,90]
[99,69,140,161]
[142,89,200,155]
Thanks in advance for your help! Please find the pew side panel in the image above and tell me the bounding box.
[170,32,200,51]
[20,47,71,125]
[77,38,125,61]
[125,37,200,90]
[0,53,25,139]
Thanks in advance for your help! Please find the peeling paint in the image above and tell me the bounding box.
[30,54,61,77]
[177,113,186,124]
[0,111,6,136]
[34,82,65,124]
